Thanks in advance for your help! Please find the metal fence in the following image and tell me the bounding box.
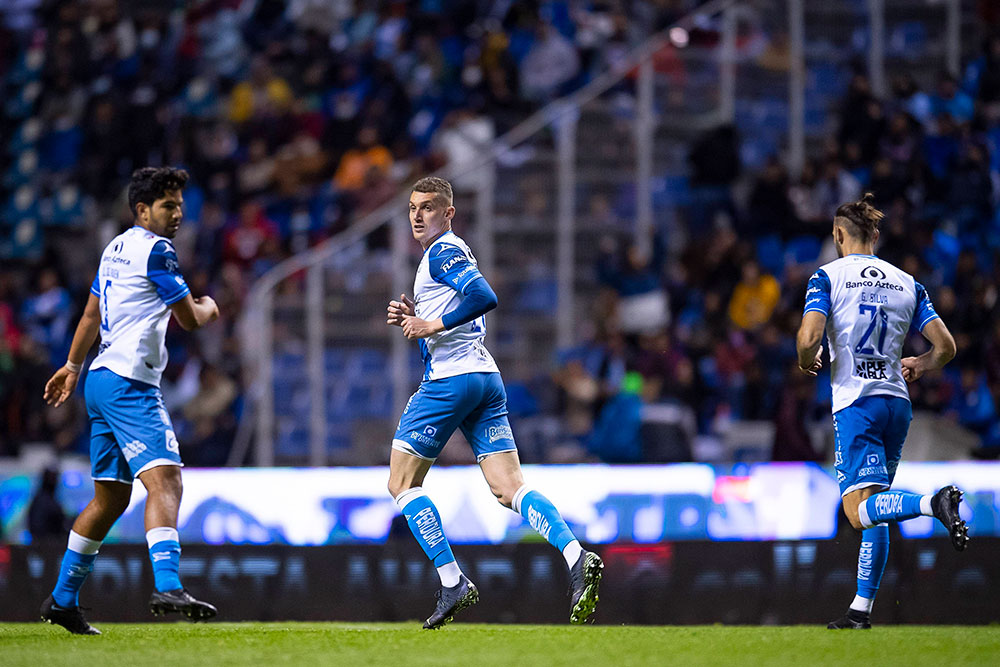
[236,0,975,467]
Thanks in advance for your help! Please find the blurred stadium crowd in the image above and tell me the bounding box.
[1,0,999,466]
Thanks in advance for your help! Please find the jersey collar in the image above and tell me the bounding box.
[423,230,455,254]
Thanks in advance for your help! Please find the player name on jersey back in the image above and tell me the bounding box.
[89,226,191,387]
[804,254,939,413]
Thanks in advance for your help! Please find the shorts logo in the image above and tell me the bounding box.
[834,450,844,466]
[487,424,513,444]
[867,454,879,466]
[165,430,180,455]
[123,440,147,461]
[409,430,437,447]
[423,425,438,437]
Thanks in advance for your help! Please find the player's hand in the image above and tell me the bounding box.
[401,315,443,340]
[798,345,823,376]
[901,356,924,383]
[387,294,415,327]
[196,296,220,322]
[43,366,80,408]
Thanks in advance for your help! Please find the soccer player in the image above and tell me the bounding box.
[796,193,968,630]
[386,177,603,629]
[40,167,219,634]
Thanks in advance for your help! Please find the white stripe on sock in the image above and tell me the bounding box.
[437,560,462,587]
[850,594,873,613]
[395,487,426,511]
[857,499,875,529]
[511,485,531,514]
[145,527,179,549]
[67,530,102,555]
[919,495,933,516]
[562,540,583,569]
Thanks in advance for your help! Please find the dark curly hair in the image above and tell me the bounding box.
[127,167,190,216]
[834,192,883,244]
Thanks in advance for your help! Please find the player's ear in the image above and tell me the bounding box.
[445,206,455,220]
[136,202,148,223]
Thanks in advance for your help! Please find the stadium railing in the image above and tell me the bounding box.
[235,0,972,467]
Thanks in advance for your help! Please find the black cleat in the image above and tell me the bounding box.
[149,588,218,621]
[40,595,101,635]
[423,575,478,629]
[569,551,604,624]
[931,485,969,552]
[827,608,871,629]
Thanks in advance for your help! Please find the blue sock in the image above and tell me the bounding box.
[856,524,889,604]
[861,491,924,526]
[52,531,101,608]
[147,527,182,592]
[396,488,456,567]
[513,487,576,552]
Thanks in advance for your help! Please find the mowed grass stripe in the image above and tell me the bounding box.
[1,623,999,666]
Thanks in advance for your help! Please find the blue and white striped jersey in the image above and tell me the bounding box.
[413,231,499,381]
[89,226,191,387]
[804,254,938,413]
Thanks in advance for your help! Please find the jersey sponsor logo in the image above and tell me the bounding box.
[440,255,464,272]
[487,424,513,444]
[101,267,119,278]
[412,507,445,548]
[845,279,903,291]
[123,439,148,461]
[165,257,179,273]
[855,359,889,380]
[860,265,887,281]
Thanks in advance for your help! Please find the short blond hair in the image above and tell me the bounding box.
[412,176,453,207]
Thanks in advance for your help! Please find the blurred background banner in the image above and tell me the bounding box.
[2,539,997,623]
[3,463,996,546]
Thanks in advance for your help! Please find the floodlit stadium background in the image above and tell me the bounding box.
[1,0,999,624]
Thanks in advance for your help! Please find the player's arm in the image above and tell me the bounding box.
[147,239,219,330]
[902,318,956,382]
[902,282,955,383]
[796,269,831,376]
[170,294,220,331]
[43,292,101,407]
[796,311,826,376]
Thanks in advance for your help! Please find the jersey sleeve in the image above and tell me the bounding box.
[911,281,940,331]
[428,244,484,294]
[803,269,831,316]
[147,240,191,305]
[90,273,100,296]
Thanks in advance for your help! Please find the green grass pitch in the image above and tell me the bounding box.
[2,623,999,666]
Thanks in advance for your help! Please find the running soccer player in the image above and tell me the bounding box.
[386,176,603,629]
[796,193,968,630]
[40,167,219,634]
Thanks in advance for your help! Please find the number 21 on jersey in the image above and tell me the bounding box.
[854,303,888,356]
